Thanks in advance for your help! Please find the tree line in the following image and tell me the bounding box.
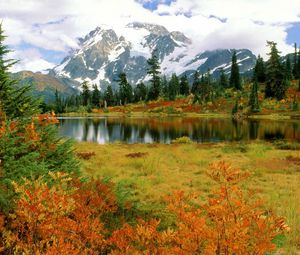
[51,41,299,114]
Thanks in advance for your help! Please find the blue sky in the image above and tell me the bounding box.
[286,22,300,45]
[1,0,300,72]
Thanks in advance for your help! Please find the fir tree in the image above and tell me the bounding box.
[54,89,65,113]
[104,85,114,107]
[147,50,161,100]
[265,41,287,100]
[91,84,101,107]
[248,80,260,113]
[292,43,298,78]
[179,74,189,96]
[81,81,90,106]
[229,51,241,90]
[134,82,147,102]
[219,69,228,88]
[285,56,293,81]
[0,24,40,119]
[118,72,132,105]
[253,55,266,83]
[191,71,200,94]
[168,73,179,100]
[161,75,169,99]
[298,47,300,79]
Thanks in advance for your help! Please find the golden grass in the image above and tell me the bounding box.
[75,141,300,253]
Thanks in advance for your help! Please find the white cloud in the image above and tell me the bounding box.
[1,0,300,72]
[8,48,56,72]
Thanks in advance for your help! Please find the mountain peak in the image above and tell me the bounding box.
[126,22,169,36]
[52,23,256,91]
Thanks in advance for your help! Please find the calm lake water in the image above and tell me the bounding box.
[58,117,300,144]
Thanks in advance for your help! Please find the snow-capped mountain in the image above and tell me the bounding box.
[52,22,256,90]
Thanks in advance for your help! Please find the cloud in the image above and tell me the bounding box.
[1,0,300,72]
[8,48,56,73]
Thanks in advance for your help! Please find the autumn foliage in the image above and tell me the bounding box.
[0,162,288,254]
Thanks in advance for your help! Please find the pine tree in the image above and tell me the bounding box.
[298,48,300,79]
[104,85,114,106]
[292,43,298,78]
[265,41,286,100]
[229,51,241,90]
[81,81,90,106]
[248,80,260,113]
[134,82,147,102]
[219,69,228,88]
[179,74,189,96]
[91,84,101,107]
[54,89,65,113]
[0,24,40,119]
[191,71,200,94]
[147,50,161,100]
[199,71,211,103]
[161,75,169,98]
[285,56,293,81]
[253,55,266,83]
[168,73,179,100]
[118,72,132,105]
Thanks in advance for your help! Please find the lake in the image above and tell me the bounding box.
[58,117,300,144]
[59,117,300,144]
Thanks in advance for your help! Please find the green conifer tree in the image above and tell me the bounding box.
[219,68,228,88]
[253,55,266,83]
[81,81,90,106]
[229,51,241,90]
[0,25,40,119]
[285,55,293,81]
[147,50,161,100]
[91,84,101,107]
[292,43,298,78]
[179,74,190,96]
[265,41,286,100]
[134,82,147,102]
[118,72,132,105]
[168,73,179,100]
[248,80,260,112]
[161,75,169,99]
[191,71,200,94]
[104,85,114,106]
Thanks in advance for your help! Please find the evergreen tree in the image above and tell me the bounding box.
[0,25,40,119]
[253,55,266,83]
[147,50,161,100]
[191,71,201,94]
[168,73,179,100]
[161,75,169,98]
[199,71,211,103]
[0,26,79,210]
[54,89,65,113]
[179,74,190,96]
[285,56,293,81]
[219,68,228,88]
[265,41,287,100]
[118,72,132,105]
[292,43,298,78]
[104,85,114,106]
[91,84,101,107]
[81,81,90,106]
[248,80,260,113]
[298,48,300,79]
[229,51,241,90]
[134,82,147,102]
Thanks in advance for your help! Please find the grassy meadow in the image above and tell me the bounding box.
[76,141,300,253]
